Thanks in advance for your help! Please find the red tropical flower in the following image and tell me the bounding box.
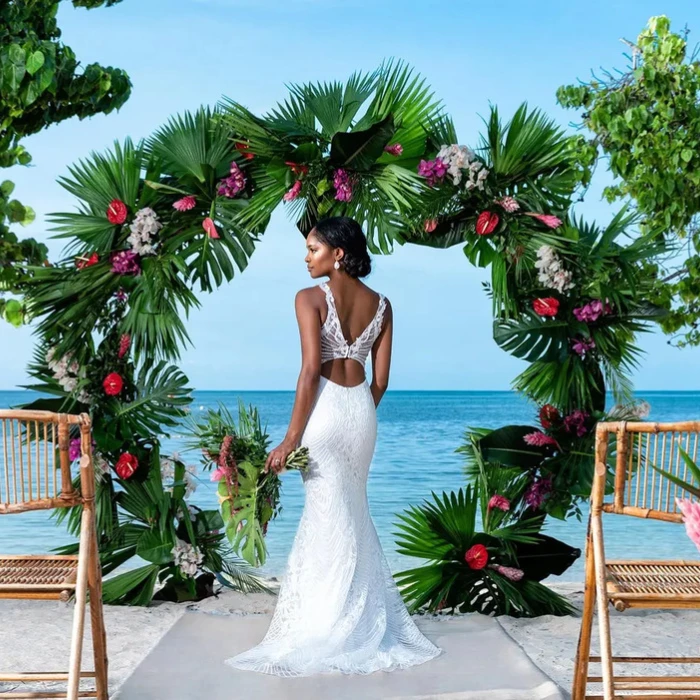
[464,544,489,570]
[115,452,138,480]
[424,219,438,233]
[539,404,561,429]
[532,297,560,317]
[235,142,255,160]
[202,217,220,239]
[118,334,131,359]
[476,211,499,235]
[106,199,128,225]
[76,252,99,269]
[103,372,124,396]
[284,161,309,175]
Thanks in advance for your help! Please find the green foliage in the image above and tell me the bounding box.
[0,0,131,325]
[557,15,700,346]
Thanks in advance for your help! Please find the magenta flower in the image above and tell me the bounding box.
[384,143,403,156]
[488,494,511,512]
[524,431,559,448]
[418,158,448,186]
[491,564,524,582]
[676,498,700,552]
[527,213,563,229]
[114,288,128,302]
[571,336,596,358]
[210,466,228,482]
[524,476,553,509]
[118,333,131,359]
[333,168,354,202]
[563,409,590,437]
[573,300,604,323]
[110,250,141,275]
[283,180,302,202]
[217,161,246,198]
[173,195,196,212]
[69,438,81,462]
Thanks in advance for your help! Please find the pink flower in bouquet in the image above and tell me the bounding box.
[173,195,196,212]
[210,466,228,482]
[202,217,220,239]
[424,219,438,233]
[526,212,563,229]
[217,161,246,198]
[333,168,354,202]
[115,288,128,303]
[496,196,520,213]
[283,180,302,202]
[110,250,140,275]
[491,564,524,581]
[69,438,81,462]
[384,143,403,156]
[563,409,590,437]
[573,300,604,323]
[676,498,700,552]
[488,494,511,512]
[118,333,131,359]
[524,431,559,449]
[417,157,448,186]
[571,336,596,358]
[524,475,553,509]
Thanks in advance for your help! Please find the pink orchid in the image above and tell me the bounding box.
[203,217,220,239]
[677,498,700,552]
[173,195,196,212]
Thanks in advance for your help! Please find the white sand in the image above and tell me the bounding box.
[2,579,700,699]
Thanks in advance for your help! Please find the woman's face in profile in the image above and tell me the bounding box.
[305,229,335,278]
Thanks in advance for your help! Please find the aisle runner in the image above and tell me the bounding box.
[116,611,564,700]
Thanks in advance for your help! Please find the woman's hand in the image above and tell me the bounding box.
[264,438,298,474]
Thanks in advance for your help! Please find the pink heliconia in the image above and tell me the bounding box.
[493,565,524,582]
[488,494,511,512]
[677,498,700,552]
[202,217,220,239]
[527,213,563,229]
[384,143,403,156]
[283,180,302,202]
[173,195,196,212]
[524,431,559,448]
[496,196,520,213]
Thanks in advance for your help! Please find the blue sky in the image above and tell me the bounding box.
[2,0,700,390]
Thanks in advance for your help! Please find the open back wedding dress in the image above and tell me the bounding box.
[225,282,443,677]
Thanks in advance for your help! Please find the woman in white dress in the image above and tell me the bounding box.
[225,216,443,677]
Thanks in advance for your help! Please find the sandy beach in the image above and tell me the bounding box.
[2,578,700,699]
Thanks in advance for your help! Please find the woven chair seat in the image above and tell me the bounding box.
[0,555,79,595]
[606,560,700,604]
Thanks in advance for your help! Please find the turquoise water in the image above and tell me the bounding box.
[1,389,699,582]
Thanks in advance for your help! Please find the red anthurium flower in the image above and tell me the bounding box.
[235,142,255,160]
[103,372,124,396]
[76,252,99,269]
[476,211,499,235]
[464,544,489,570]
[539,404,561,429]
[424,219,438,233]
[115,452,138,479]
[107,199,128,225]
[202,217,220,239]
[532,297,560,317]
[284,161,309,175]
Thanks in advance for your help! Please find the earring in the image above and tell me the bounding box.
[334,261,340,270]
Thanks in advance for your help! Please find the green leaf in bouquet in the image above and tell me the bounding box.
[136,529,175,565]
[477,425,551,469]
[329,114,395,170]
[227,460,267,567]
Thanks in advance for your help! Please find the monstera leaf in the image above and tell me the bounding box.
[329,115,395,170]
[494,311,570,363]
[477,425,551,469]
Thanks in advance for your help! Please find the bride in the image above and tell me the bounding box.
[225,216,443,677]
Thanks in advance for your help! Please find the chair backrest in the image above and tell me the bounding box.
[593,420,700,523]
[0,409,94,515]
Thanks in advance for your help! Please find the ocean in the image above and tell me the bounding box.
[1,389,699,582]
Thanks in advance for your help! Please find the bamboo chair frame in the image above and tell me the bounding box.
[572,420,700,700]
[0,409,108,700]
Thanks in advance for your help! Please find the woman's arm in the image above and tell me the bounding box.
[265,289,322,473]
[369,299,393,408]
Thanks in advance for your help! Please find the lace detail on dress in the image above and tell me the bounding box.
[224,376,443,677]
[319,282,386,366]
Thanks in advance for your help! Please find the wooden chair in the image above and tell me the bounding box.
[572,420,700,700]
[0,409,108,700]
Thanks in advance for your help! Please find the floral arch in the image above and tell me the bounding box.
[20,61,663,613]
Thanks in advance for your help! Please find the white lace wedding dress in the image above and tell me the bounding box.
[225,281,443,677]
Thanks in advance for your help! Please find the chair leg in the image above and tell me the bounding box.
[67,509,92,700]
[572,526,596,700]
[88,522,108,700]
[590,514,614,700]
